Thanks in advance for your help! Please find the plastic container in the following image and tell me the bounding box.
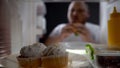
[86,44,120,68]
[94,46,120,68]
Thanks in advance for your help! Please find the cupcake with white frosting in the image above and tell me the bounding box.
[41,44,68,68]
[17,43,46,68]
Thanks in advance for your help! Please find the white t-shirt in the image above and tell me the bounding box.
[50,22,100,43]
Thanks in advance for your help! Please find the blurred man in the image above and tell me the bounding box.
[45,1,100,45]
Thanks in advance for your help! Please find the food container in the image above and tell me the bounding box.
[86,44,120,68]
[95,47,120,68]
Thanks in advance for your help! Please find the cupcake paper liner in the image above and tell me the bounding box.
[17,56,41,68]
[41,53,68,68]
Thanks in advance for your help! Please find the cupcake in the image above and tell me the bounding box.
[17,43,46,68]
[41,44,68,68]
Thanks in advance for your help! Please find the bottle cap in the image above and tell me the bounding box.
[110,6,120,18]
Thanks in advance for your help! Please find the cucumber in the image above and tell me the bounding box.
[85,44,95,60]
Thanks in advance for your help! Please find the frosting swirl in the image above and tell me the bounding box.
[43,44,66,56]
[20,43,46,58]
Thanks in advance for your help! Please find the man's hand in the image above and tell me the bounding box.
[60,23,94,42]
[45,24,77,45]
[60,24,78,40]
[72,23,94,42]
[45,23,94,46]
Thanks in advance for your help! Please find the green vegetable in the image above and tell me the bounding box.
[74,32,79,36]
[85,44,95,60]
